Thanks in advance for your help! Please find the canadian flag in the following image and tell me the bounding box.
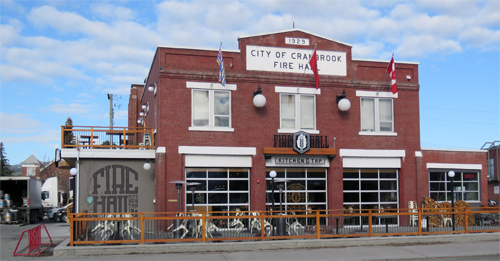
[387,55,397,94]
[309,48,319,89]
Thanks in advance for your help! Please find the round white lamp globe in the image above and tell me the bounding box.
[253,94,266,107]
[143,162,152,170]
[338,98,351,111]
[70,167,78,176]
[269,170,277,178]
[448,170,455,178]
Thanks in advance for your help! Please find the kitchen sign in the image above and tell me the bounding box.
[246,45,347,76]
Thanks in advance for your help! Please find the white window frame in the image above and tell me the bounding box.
[276,86,320,134]
[343,168,400,226]
[357,91,397,136]
[428,170,481,203]
[185,168,250,213]
[187,82,236,132]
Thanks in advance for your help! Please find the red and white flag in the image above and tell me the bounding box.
[309,48,319,89]
[387,55,397,94]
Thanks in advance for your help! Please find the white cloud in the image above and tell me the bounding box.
[47,103,91,114]
[459,27,500,48]
[90,3,136,21]
[0,0,25,14]
[0,112,42,134]
[352,42,386,59]
[396,35,462,58]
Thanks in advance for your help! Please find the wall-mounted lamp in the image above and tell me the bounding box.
[148,81,157,92]
[142,104,147,110]
[139,111,145,117]
[253,85,266,107]
[406,75,411,81]
[336,89,351,111]
[143,160,152,170]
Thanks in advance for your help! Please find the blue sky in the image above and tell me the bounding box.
[1,0,499,164]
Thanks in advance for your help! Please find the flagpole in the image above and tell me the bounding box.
[297,44,317,89]
[376,53,394,94]
[211,42,223,88]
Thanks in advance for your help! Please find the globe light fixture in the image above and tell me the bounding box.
[253,85,266,107]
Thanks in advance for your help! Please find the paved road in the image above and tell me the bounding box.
[1,218,499,261]
[1,217,69,260]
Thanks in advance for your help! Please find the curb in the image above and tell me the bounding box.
[53,232,500,257]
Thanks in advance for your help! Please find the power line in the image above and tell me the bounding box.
[421,116,499,125]
[421,106,498,113]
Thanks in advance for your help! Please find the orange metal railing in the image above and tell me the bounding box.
[61,126,154,150]
[69,207,500,246]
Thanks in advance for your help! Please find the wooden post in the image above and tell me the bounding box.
[464,208,469,234]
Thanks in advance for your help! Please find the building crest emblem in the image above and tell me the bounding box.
[293,131,311,154]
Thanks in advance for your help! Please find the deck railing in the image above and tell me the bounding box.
[69,207,500,246]
[61,126,154,150]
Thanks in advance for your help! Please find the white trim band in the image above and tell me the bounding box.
[427,163,482,170]
[178,146,256,156]
[356,90,398,98]
[339,149,406,158]
[187,81,237,91]
[275,86,321,95]
[185,155,252,167]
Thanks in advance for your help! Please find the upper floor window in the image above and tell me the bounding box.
[357,91,397,136]
[276,86,320,134]
[361,97,393,132]
[188,81,236,132]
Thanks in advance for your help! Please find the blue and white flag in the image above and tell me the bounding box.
[217,46,226,86]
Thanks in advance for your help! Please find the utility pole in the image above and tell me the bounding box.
[107,94,113,127]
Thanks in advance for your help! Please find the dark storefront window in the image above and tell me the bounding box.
[185,168,250,212]
[265,168,327,213]
[343,169,399,225]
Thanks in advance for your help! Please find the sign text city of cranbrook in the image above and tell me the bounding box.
[246,45,347,76]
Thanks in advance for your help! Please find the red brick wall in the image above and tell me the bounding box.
[135,30,431,212]
[421,149,488,206]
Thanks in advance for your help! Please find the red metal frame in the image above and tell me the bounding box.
[13,224,53,256]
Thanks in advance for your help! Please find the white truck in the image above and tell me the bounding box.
[41,177,60,215]
[0,176,43,224]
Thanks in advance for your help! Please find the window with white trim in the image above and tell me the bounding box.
[192,89,231,128]
[343,169,399,225]
[361,97,394,132]
[429,170,480,202]
[280,93,316,131]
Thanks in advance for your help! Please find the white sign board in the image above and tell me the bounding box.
[285,37,309,46]
[495,186,499,194]
[246,45,347,76]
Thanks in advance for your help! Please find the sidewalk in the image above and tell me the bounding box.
[53,232,500,258]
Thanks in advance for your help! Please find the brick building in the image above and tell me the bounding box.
[125,29,488,217]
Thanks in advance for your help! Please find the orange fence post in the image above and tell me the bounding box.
[140,213,145,244]
[418,209,422,236]
[202,213,206,243]
[368,210,373,237]
[316,211,320,239]
[69,212,74,246]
